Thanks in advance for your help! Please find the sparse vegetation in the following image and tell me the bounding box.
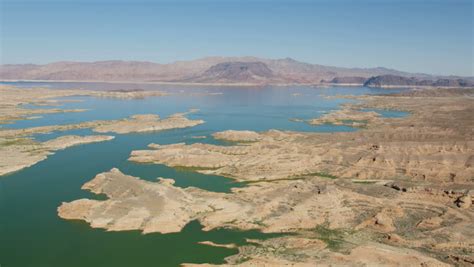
[233,256,252,264]
[252,220,267,227]
[313,225,348,251]
[0,138,36,146]
[243,177,305,184]
[352,180,377,184]
[307,172,337,179]
[173,165,220,172]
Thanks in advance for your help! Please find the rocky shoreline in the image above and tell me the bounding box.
[0,85,167,125]
[0,86,203,176]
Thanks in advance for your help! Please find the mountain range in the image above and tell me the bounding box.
[1,57,472,86]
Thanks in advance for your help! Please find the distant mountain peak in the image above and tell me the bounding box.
[281,57,298,62]
[185,61,274,83]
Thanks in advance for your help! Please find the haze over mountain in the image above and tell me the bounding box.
[1,57,471,85]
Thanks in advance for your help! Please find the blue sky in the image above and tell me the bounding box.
[1,0,472,76]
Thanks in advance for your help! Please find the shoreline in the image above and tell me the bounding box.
[0,85,202,176]
[3,79,473,90]
[0,79,316,88]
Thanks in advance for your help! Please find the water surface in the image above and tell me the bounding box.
[0,82,406,266]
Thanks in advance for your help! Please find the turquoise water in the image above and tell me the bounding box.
[0,82,406,266]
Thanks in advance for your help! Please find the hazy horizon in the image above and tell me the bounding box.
[1,0,473,76]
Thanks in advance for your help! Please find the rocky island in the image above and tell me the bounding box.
[92,111,203,134]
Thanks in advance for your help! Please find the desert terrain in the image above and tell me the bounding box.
[2,0,472,265]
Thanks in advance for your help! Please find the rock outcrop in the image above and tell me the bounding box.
[59,166,473,266]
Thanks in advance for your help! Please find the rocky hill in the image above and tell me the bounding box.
[183,62,276,83]
[364,75,474,88]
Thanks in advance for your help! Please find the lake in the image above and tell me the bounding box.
[0,82,406,266]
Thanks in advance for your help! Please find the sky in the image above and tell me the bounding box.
[1,0,473,76]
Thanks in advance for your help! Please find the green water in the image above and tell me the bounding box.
[0,83,406,266]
